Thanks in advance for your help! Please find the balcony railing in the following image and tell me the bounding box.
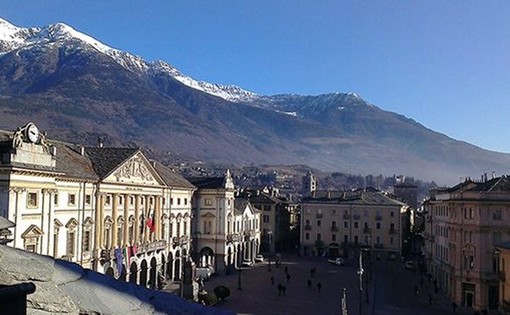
[139,240,167,253]
[331,226,339,232]
[304,224,312,231]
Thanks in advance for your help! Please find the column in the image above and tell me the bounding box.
[134,195,140,244]
[94,192,101,254]
[123,194,129,247]
[143,195,149,244]
[155,196,161,240]
[99,193,105,249]
[112,193,118,248]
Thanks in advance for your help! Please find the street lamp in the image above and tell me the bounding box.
[357,249,364,315]
[237,268,242,291]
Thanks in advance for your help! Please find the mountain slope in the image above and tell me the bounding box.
[0,18,509,185]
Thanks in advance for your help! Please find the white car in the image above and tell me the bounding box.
[328,257,344,266]
[254,254,264,263]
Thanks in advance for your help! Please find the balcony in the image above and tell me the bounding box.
[375,215,382,221]
[363,227,372,234]
[389,228,397,235]
[316,213,323,219]
[331,226,339,232]
[304,224,312,231]
[139,240,167,253]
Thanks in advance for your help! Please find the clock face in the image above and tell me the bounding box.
[26,124,40,143]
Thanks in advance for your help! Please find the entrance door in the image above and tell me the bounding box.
[462,283,476,308]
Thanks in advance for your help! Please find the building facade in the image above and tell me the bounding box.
[189,171,261,275]
[0,123,195,289]
[300,188,406,259]
[424,176,510,311]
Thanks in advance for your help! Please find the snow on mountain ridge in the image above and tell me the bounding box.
[0,17,258,102]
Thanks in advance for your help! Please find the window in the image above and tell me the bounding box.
[332,234,336,241]
[177,198,181,205]
[85,194,91,206]
[170,198,174,205]
[263,215,270,223]
[305,219,310,226]
[354,235,359,243]
[344,221,348,228]
[354,222,359,229]
[205,198,212,206]
[390,211,394,217]
[183,221,187,235]
[184,198,187,205]
[130,196,135,205]
[119,196,123,205]
[105,195,111,206]
[390,237,394,245]
[376,222,381,229]
[317,220,321,227]
[493,209,502,220]
[344,235,348,243]
[68,194,76,206]
[27,192,38,207]
[83,230,91,252]
[67,231,75,256]
[54,193,59,206]
[332,221,337,228]
[305,233,309,240]
[316,233,322,241]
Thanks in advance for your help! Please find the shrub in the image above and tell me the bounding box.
[198,292,218,306]
[213,286,231,301]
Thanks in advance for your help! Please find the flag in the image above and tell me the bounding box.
[146,208,155,233]
[114,248,123,275]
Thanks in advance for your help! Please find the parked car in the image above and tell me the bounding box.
[328,257,344,266]
[254,254,264,263]
[241,260,253,267]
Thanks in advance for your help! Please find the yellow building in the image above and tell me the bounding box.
[0,123,195,288]
[300,188,406,258]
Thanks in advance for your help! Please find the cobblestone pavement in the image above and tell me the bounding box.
[193,254,491,315]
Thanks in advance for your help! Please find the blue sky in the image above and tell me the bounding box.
[3,1,510,153]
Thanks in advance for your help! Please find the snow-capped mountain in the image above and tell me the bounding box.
[0,17,258,102]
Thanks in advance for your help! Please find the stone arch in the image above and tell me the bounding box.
[174,251,181,281]
[167,251,174,281]
[129,261,138,284]
[199,246,214,268]
[105,266,115,278]
[149,256,157,289]
[140,259,148,287]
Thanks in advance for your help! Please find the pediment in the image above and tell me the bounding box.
[104,152,164,186]
[201,212,216,219]
[21,224,43,238]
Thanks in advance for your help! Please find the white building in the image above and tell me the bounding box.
[0,122,195,288]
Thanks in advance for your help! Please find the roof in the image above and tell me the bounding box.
[467,176,510,192]
[187,177,226,189]
[302,189,406,207]
[85,147,139,179]
[53,142,98,181]
[152,161,195,189]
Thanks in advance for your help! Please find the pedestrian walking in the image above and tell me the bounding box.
[270,276,274,285]
[286,273,291,282]
[277,283,283,296]
[452,302,457,313]
[317,281,322,293]
[307,279,312,289]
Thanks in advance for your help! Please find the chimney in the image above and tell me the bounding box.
[80,146,85,156]
[51,146,57,156]
[98,137,103,148]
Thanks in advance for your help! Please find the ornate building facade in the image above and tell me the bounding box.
[189,171,261,275]
[0,123,195,289]
[423,176,510,312]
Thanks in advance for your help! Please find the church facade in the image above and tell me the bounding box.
[0,123,195,288]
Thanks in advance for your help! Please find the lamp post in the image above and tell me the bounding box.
[237,268,242,291]
[357,249,364,315]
